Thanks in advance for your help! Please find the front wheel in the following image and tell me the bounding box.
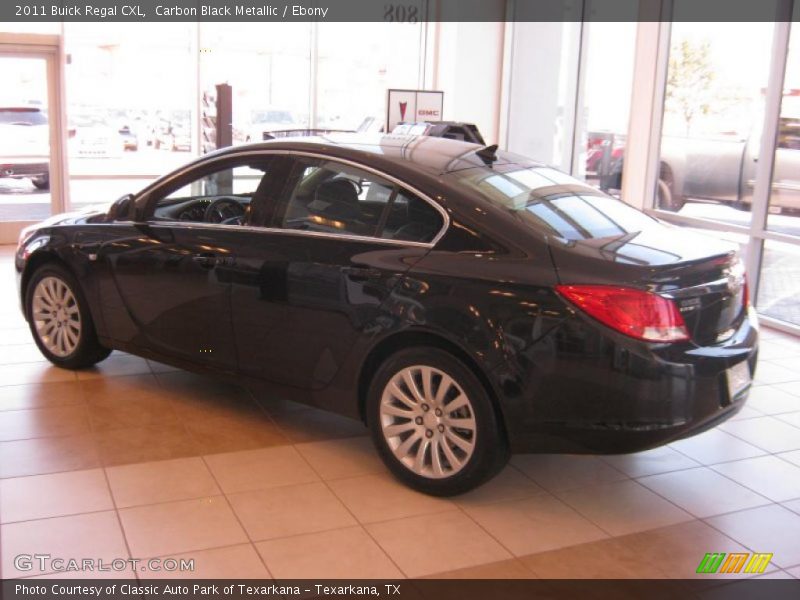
[25,264,111,369]
[366,347,508,496]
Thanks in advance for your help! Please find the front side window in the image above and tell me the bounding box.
[278,158,443,243]
[150,161,269,226]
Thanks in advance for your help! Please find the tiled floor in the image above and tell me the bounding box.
[1,244,800,580]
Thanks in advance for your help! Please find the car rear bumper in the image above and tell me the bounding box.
[500,308,759,454]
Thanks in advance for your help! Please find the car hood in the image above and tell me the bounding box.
[34,203,112,228]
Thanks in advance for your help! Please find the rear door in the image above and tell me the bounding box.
[229,155,446,391]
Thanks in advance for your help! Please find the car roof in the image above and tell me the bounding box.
[202,133,535,176]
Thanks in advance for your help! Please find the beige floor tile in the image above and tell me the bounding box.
[0,405,90,441]
[1,511,128,577]
[139,544,270,579]
[777,411,800,429]
[270,408,368,443]
[464,493,608,556]
[637,467,771,518]
[253,394,309,414]
[0,433,99,478]
[155,371,251,405]
[669,428,766,465]
[256,526,402,579]
[520,536,667,578]
[145,359,182,374]
[0,468,113,523]
[229,482,356,541]
[773,381,800,398]
[0,343,48,364]
[184,412,289,454]
[366,510,511,577]
[452,466,545,507]
[729,405,766,421]
[711,456,800,502]
[424,558,536,579]
[328,473,454,524]
[706,504,800,569]
[93,423,200,467]
[753,362,800,386]
[556,479,692,536]
[778,450,800,469]
[29,567,136,579]
[746,386,800,415]
[0,328,36,346]
[119,496,248,558]
[0,362,76,386]
[80,373,165,403]
[87,394,182,432]
[719,416,800,453]
[510,454,627,492]
[106,457,221,508]
[0,381,85,411]
[601,446,700,477]
[204,446,319,494]
[75,353,151,380]
[619,520,753,579]
[295,436,384,480]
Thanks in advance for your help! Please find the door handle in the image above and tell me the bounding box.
[341,266,382,280]
[192,254,233,268]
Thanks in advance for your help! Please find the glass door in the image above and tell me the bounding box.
[0,48,61,244]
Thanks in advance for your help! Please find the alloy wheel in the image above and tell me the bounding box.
[31,276,82,358]
[379,365,477,479]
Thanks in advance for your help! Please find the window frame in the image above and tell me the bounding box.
[131,149,450,247]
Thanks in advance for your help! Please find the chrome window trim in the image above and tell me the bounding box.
[137,149,451,248]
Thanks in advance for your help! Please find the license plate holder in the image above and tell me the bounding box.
[726,361,752,400]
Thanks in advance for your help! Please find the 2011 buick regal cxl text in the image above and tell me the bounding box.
[15,134,758,495]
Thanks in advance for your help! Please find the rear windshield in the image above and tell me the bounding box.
[449,164,657,240]
[0,108,47,126]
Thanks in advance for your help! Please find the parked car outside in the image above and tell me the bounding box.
[0,106,49,190]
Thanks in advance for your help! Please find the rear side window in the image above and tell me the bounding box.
[450,165,656,240]
[277,158,443,243]
[381,190,443,243]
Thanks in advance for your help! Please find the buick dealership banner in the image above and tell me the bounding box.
[1,0,799,22]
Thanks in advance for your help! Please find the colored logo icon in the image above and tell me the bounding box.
[696,552,773,574]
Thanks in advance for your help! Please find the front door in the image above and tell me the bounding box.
[103,156,273,371]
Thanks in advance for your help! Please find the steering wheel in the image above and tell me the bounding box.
[204,197,245,224]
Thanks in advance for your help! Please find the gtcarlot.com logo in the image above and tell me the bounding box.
[696,552,773,574]
[14,554,195,573]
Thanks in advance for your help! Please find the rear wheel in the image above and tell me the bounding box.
[25,264,111,369]
[366,347,508,496]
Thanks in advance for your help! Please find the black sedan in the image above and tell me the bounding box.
[15,134,758,495]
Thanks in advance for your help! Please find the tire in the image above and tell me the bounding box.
[25,263,111,369]
[32,174,49,190]
[657,167,685,212]
[366,347,509,496]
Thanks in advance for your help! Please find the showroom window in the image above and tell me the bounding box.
[646,5,800,332]
[198,22,313,140]
[64,23,197,209]
[316,22,424,132]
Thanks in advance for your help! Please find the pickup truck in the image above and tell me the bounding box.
[597,115,800,213]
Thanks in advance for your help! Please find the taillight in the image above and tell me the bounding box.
[556,285,690,343]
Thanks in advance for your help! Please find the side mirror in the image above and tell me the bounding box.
[107,193,134,221]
